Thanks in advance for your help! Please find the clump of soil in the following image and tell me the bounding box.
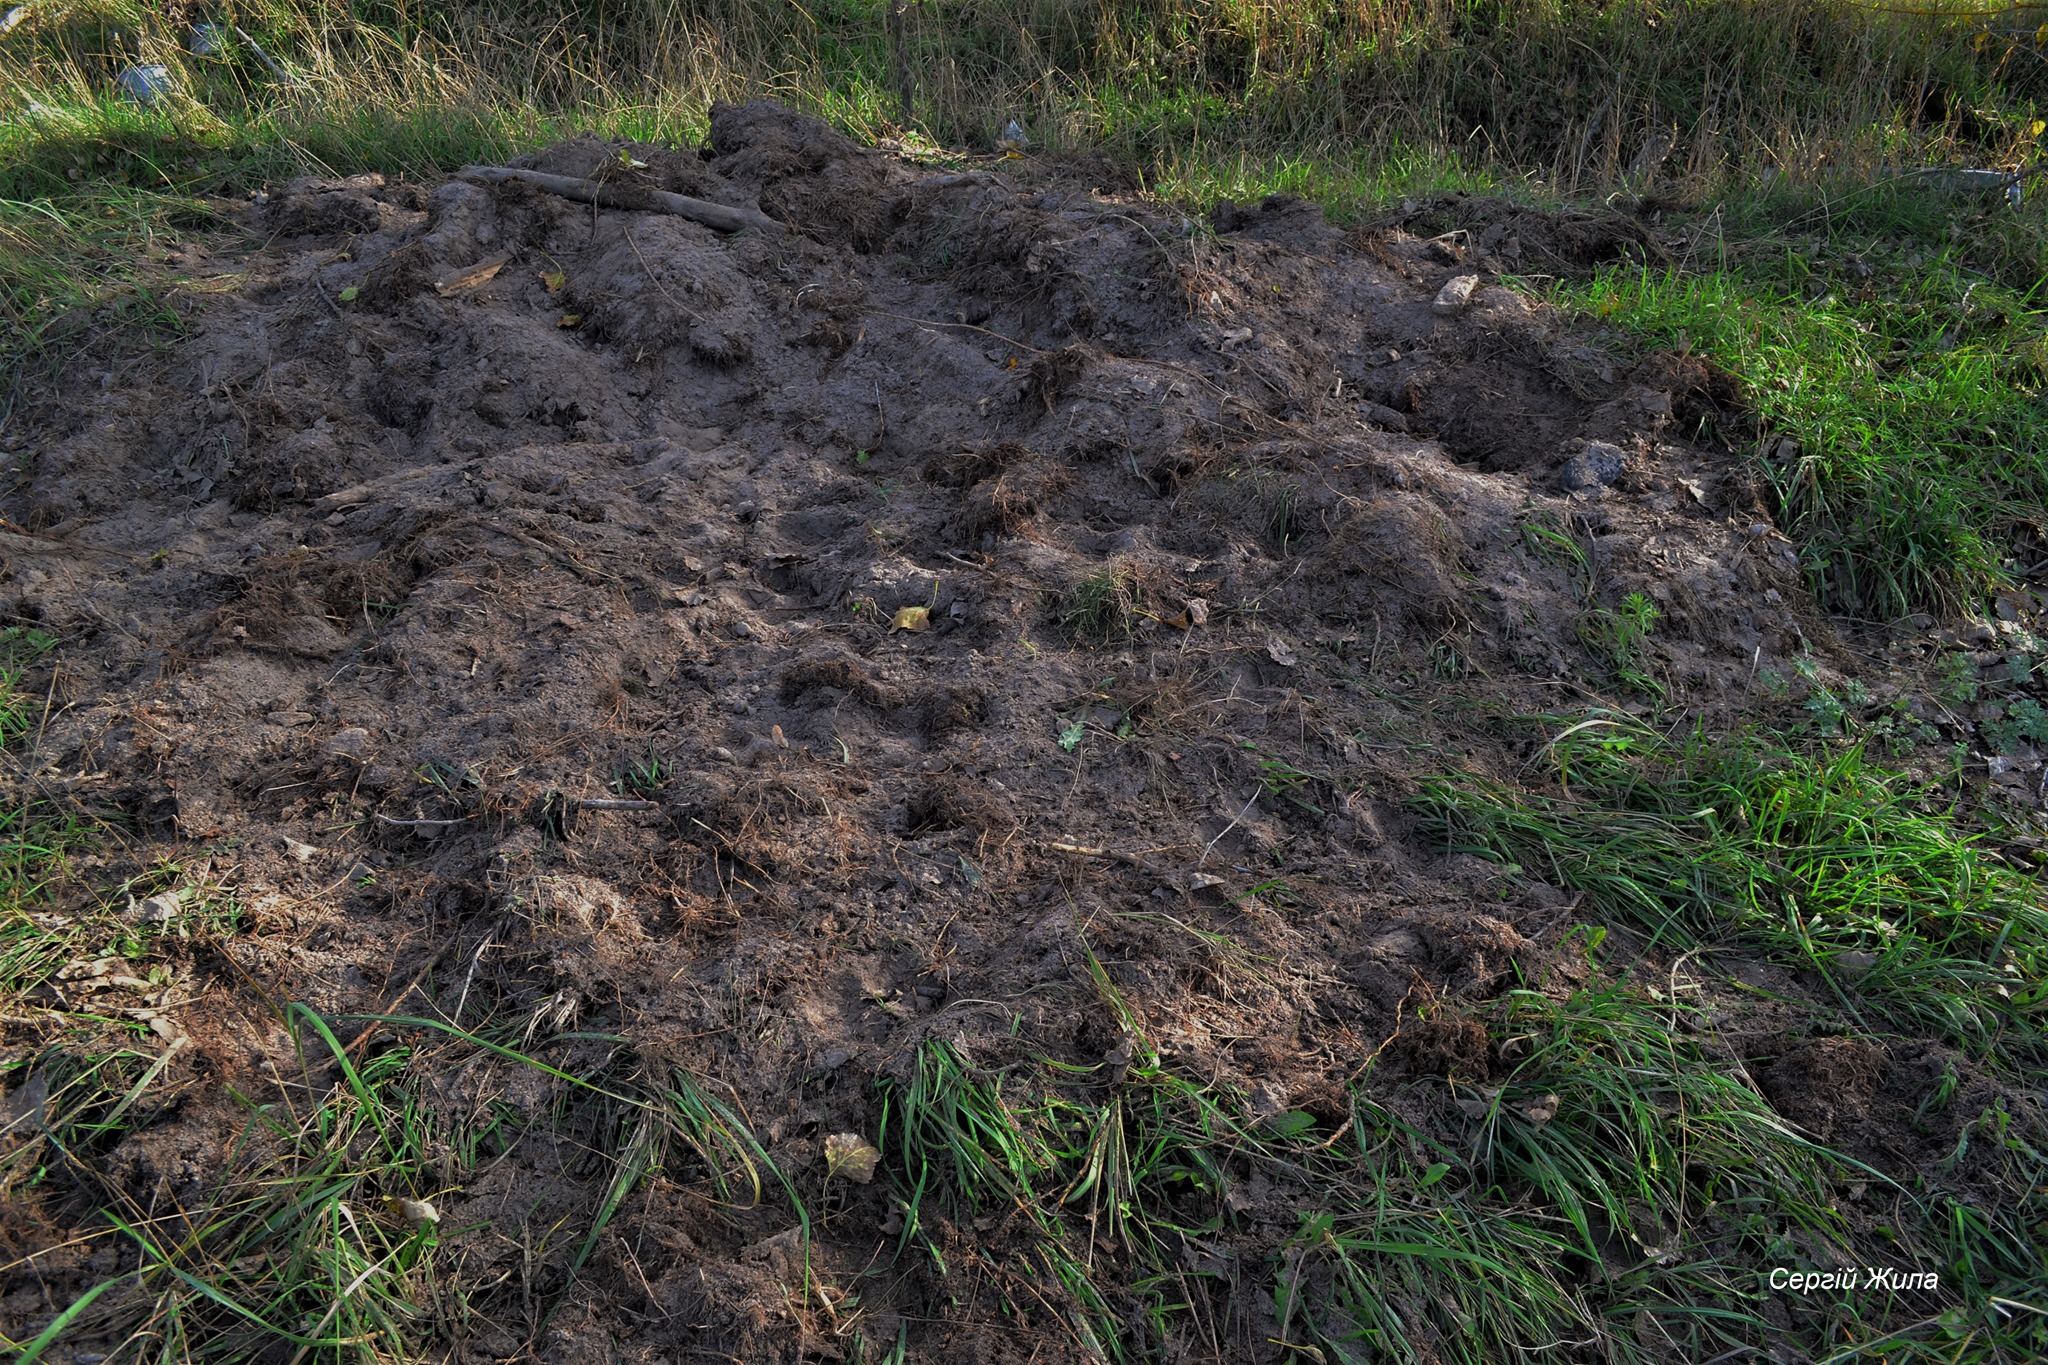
[0,102,1913,1361]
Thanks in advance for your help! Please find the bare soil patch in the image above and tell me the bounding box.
[1,103,2000,1362]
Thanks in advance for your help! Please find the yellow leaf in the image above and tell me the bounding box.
[558,313,583,328]
[824,1132,881,1183]
[891,605,930,632]
[2033,120,2046,137]
[542,270,567,292]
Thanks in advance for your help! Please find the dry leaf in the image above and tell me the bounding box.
[557,312,583,329]
[1266,635,1298,667]
[1517,1094,1560,1127]
[541,270,567,292]
[1454,1085,1500,1120]
[1185,598,1210,626]
[891,605,930,632]
[433,251,514,296]
[384,1196,440,1225]
[824,1132,881,1184]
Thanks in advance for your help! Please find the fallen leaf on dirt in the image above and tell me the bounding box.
[1516,1094,1560,1127]
[824,1132,881,1183]
[385,1196,440,1225]
[891,605,930,632]
[1454,1086,1500,1120]
[433,251,514,295]
[1186,598,1210,626]
[1266,636,1298,667]
[557,312,583,328]
[1265,1110,1318,1139]
[337,285,360,302]
[541,270,567,292]
[282,836,321,863]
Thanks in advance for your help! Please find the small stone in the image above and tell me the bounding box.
[282,836,322,863]
[266,711,315,727]
[1432,273,1482,316]
[1560,440,1626,492]
[136,893,183,924]
[324,727,372,760]
[731,620,754,639]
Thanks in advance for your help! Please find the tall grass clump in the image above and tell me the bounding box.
[1415,714,2048,1065]
[1559,251,2048,619]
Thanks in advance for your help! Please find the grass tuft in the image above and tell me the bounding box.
[1416,715,2048,1065]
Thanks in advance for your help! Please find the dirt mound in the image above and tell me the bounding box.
[1,102,1901,1361]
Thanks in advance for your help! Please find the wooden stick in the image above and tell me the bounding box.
[455,165,785,235]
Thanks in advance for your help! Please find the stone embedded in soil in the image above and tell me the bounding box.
[1431,272,1482,315]
[1560,439,1627,491]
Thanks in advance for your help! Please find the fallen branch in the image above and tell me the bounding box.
[456,165,785,235]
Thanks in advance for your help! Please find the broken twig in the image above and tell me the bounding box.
[456,166,785,235]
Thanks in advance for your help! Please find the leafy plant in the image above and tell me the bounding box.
[1579,590,1662,694]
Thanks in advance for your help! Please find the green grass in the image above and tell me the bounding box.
[0,627,57,749]
[1059,561,1140,646]
[866,960,2041,1364]
[1416,715,2048,1066]
[1555,231,2048,619]
[7,1006,797,1363]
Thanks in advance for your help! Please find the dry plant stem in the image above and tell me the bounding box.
[455,166,786,235]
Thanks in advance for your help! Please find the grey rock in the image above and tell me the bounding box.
[1561,441,1626,492]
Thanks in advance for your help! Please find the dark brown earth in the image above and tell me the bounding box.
[0,102,2024,1363]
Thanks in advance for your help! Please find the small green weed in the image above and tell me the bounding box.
[610,748,671,798]
[1059,562,1138,646]
[1579,590,1662,695]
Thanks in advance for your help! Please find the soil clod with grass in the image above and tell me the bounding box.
[3,101,2044,1365]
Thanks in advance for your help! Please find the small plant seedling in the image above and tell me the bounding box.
[612,750,671,797]
[1580,591,1662,694]
[855,448,871,467]
[1057,719,1086,752]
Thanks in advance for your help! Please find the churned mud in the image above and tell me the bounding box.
[2,102,2019,1363]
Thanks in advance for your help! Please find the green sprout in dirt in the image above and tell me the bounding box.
[1244,743,1328,816]
[611,748,671,798]
[1060,561,1139,646]
[1517,510,1592,598]
[1579,590,1662,695]
[0,626,56,750]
